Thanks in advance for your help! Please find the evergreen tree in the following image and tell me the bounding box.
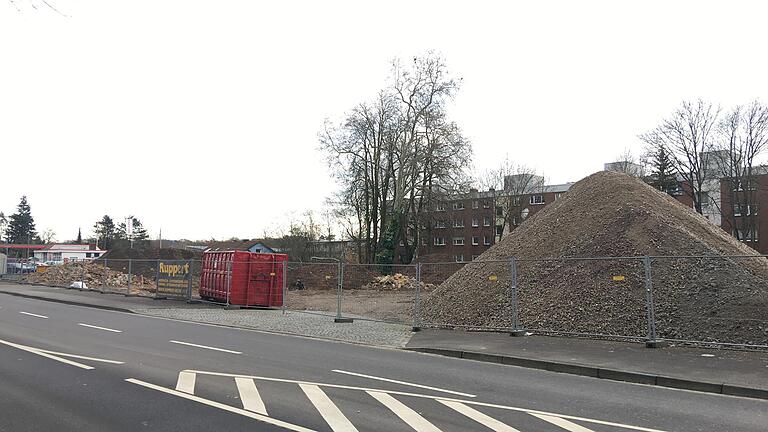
[93,215,117,249]
[646,145,678,193]
[76,228,83,244]
[6,196,38,244]
[116,216,149,247]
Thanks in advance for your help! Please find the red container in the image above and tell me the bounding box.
[199,251,287,307]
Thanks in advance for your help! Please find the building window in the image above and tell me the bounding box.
[483,217,491,227]
[482,201,490,209]
[483,236,491,246]
[434,237,445,246]
[434,220,446,229]
[697,192,710,209]
[421,238,427,246]
[471,218,479,227]
[85,253,92,258]
[530,195,545,205]
[735,228,759,242]
[93,253,100,258]
[495,225,503,236]
[555,193,563,200]
[471,254,480,260]
[453,237,465,246]
[666,185,683,196]
[495,206,503,216]
[454,254,465,262]
[734,204,758,216]
[472,236,479,245]
[452,202,465,210]
[453,219,465,228]
[436,203,446,211]
[472,200,479,209]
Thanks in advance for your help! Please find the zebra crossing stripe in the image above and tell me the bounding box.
[438,400,521,432]
[300,384,360,432]
[175,371,196,394]
[367,391,443,432]
[235,377,268,416]
[530,413,596,432]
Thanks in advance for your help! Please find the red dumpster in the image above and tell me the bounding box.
[199,251,287,307]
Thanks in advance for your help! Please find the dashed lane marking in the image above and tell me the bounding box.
[19,311,48,319]
[169,340,242,354]
[300,384,359,432]
[176,370,197,394]
[332,369,476,398]
[78,323,122,333]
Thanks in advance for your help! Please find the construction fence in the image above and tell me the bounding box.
[1,255,767,349]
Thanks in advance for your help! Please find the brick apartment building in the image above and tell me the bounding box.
[406,177,573,262]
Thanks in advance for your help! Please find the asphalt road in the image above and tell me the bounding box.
[0,295,765,432]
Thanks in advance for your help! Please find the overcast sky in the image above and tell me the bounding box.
[1,0,766,242]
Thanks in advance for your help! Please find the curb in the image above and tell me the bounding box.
[0,290,135,314]
[405,347,768,401]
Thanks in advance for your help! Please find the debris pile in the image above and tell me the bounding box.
[361,273,436,291]
[24,261,156,291]
[421,171,768,345]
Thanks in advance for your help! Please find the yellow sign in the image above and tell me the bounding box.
[612,275,626,282]
[488,275,498,281]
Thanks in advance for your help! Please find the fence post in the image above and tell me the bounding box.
[154,259,160,299]
[412,263,422,332]
[334,262,353,323]
[186,259,193,302]
[509,257,525,337]
[643,255,664,347]
[126,259,132,296]
[282,260,287,315]
[226,259,232,308]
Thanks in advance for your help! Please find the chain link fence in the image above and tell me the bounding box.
[2,254,767,349]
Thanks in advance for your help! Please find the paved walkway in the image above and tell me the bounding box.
[407,329,768,397]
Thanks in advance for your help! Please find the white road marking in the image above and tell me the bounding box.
[184,370,669,432]
[368,391,442,432]
[301,384,359,432]
[235,377,268,415]
[439,400,521,432]
[0,337,123,369]
[126,378,316,432]
[176,370,197,394]
[332,369,476,398]
[19,311,48,319]
[169,340,242,354]
[78,323,122,333]
[530,413,595,432]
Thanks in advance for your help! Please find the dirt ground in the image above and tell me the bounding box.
[285,289,416,324]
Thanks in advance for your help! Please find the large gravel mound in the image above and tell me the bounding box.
[421,171,768,344]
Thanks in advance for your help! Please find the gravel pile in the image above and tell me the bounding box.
[361,273,436,291]
[421,171,768,345]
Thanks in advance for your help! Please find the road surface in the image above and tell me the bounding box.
[0,294,765,431]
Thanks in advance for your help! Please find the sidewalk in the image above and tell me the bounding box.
[407,329,768,399]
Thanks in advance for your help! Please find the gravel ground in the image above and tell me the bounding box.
[134,307,414,347]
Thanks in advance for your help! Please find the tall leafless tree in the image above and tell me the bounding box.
[715,100,768,241]
[479,158,543,239]
[640,100,720,214]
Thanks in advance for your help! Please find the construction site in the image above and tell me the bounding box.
[5,171,768,348]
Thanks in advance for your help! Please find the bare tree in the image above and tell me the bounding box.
[479,157,543,239]
[607,149,644,177]
[320,53,471,264]
[640,100,720,214]
[715,100,768,241]
[40,228,56,244]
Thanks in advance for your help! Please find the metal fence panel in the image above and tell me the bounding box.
[341,263,418,324]
[284,261,340,317]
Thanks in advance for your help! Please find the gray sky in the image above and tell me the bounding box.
[1,0,766,241]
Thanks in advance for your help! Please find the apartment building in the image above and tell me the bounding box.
[408,177,573,262]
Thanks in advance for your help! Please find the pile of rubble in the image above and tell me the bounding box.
[360,273,436,291]
[421,171,768,345]
[24,261,156,291]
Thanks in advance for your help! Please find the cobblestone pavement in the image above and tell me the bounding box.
[134,307,414,347]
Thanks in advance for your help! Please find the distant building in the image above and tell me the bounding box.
[33,244,107,263]
[202,240,276,253]
[604,161,644,177]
